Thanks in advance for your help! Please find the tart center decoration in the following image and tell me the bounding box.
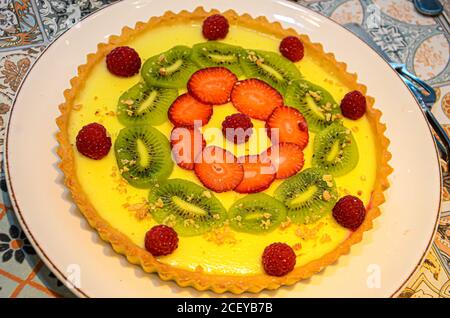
[58,8,391,294]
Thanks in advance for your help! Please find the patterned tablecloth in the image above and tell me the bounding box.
[0,0,448,298]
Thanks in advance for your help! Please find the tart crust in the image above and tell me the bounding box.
[56,7,392,294]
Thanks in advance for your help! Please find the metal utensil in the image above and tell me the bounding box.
[344,23,449,165]
[413,0,444,17]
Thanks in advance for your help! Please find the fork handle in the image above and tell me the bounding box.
[393,63,436,107]
[424,108,450,166]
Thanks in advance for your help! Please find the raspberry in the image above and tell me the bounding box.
[202,14,229,40]
[106,46,141,77]
[76,123,111,160]
[340,90,367,120]
[262,242,296,276]
[279,36,304,62]
[144,225,179,256]
[332,195,366,230]
[221,113,254,144]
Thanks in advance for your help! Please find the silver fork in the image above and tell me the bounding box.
[344,23,450,166]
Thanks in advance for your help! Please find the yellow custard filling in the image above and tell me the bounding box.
[68,24,377,275]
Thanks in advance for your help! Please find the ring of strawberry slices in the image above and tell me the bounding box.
[168,67,309,194]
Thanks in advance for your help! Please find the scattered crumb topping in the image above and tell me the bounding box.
[122,99,134,106]
[320,234,331,244]
[159,67,167,76]
[183,218,199,228]
[322,174,333,187]
[260,219,271,230]
[155,198,164,208]
[158,54,167,63]
[123,199,149,220]
[195,265,204,273]
[280,217,292,230]
[308,90,321,101]
[202,190,212,198]
[322,190,332,201]
[111,166,129,194]
[295,222,325,241]
[163,214,176,228]
[293,243,302,251]
[339,187,350,196]
[204,225,237,245]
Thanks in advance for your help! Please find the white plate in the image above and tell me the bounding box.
[5,0,441,298]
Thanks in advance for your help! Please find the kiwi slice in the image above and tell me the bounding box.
[285,80,341,133]
[117,82,178,126]
[239,49,301,94]
[192,42,245,76]
[312,122,359,176]
[114,125,173,188]
[148,179,227,236]
[228,193,286,234]
[141,45,198,89]
[274,168,338,224]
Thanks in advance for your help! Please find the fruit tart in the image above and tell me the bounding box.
[57,7,392,293]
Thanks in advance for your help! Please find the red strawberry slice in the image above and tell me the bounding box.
[266,106,309,149]
[262,142,305,179]
[168,93,213,128]
[235,155,276,193]
[188,67,238,105]
[194,146,244,192]
[231,79,283,120]
[170,127,206,170]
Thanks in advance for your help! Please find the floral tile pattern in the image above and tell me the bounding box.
[0,0,46,49]
[36,0,116,41]
[16,284,52,298]
[0,275,19,297]
[0,0,449,297]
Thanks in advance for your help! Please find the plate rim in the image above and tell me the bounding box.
[4,0,442,298]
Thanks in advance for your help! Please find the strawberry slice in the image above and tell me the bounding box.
[188,67,238,105]
[231,79,283,120]
[168,93,213,128]
[235,155,276,193]
[170,127,206,170]
[266,106,309,149]
[194,146,244,192]
[262,142,305,179]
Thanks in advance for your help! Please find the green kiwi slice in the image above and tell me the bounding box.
[312,122,359,176]
[191,42,245,76]
[228,193,286,234]
[117,82,178,126]
[141,45,198,89]
[148,179,227,236]
[274,168,338,224]
[114,125,173,188]
[239,49,301,94]
[285,80,341,133]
